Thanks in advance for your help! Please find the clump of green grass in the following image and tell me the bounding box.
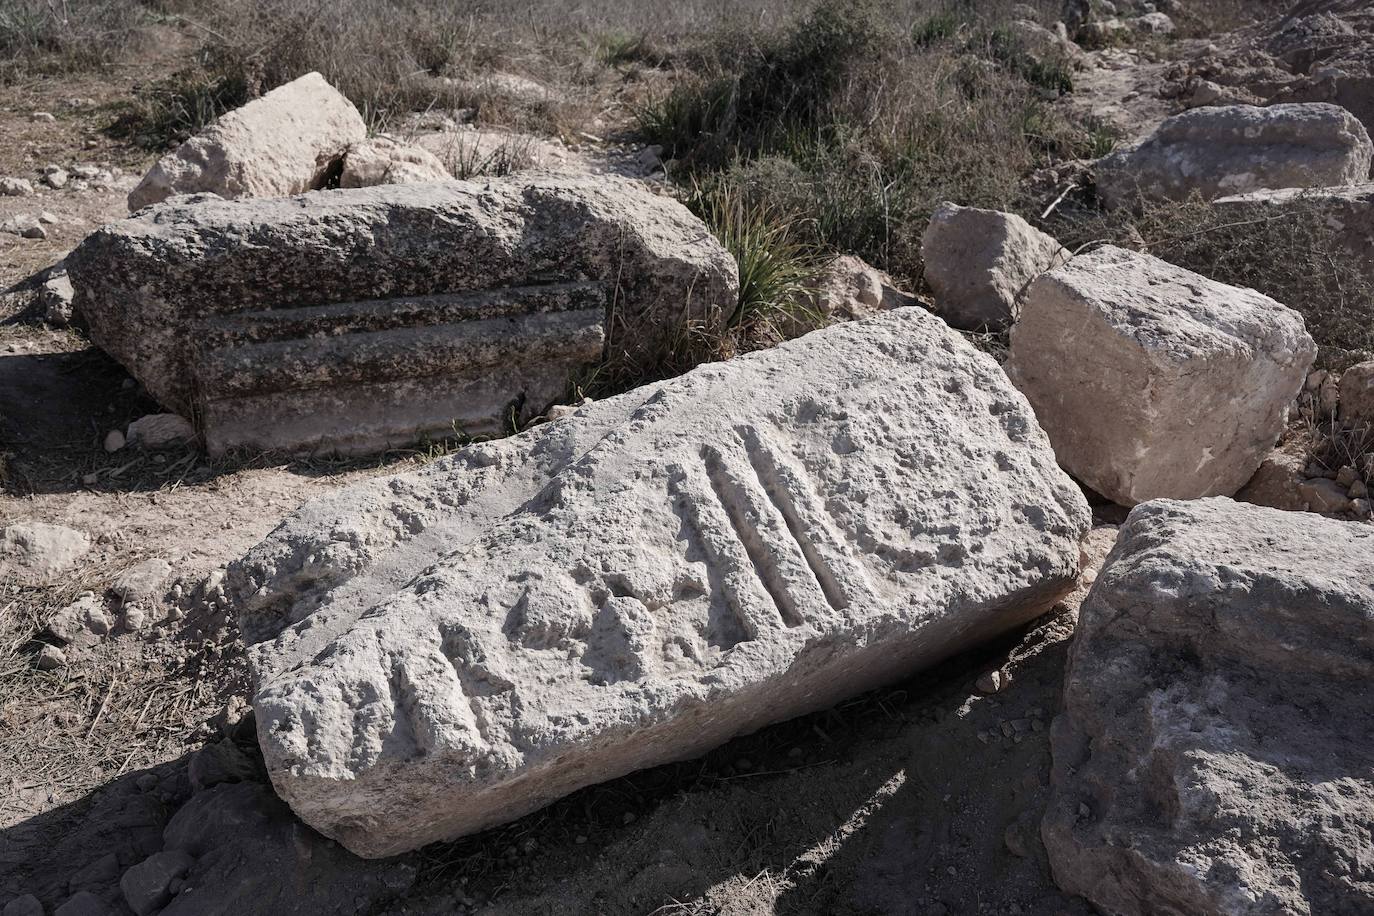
[686,179,822,336]
[911,10,961,48]
[595,29,665,68]
[636,0,1101,290]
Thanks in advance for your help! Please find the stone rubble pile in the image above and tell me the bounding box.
[229,307,1090,856]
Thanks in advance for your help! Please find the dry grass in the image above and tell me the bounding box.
[0,553,241,826]
[1047,193,1374,368]
[637,0,1100,289]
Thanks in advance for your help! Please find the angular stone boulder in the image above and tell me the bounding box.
[1096,103,1374,208]
[1005,245,1315,506]
[128,73,367,211]
[1043,498,1374,915]
[921,203,1068,330]
[67,175,738,456]
[230,308,1091,857]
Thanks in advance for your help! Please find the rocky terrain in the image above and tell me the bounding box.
[1,0,1372,914]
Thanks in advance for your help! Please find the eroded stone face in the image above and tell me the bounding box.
[1006,245,1315,506]
[127,72,367,211]
[1096,103,1374,207]
[921,203,1068,331]
[230,308,1091,857]
[1044,498,1374,916]
[67,175,738,456]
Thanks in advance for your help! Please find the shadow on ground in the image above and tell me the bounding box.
[1,604,1095,915]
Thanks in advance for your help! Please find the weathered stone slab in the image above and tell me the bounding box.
[67,175,738,456]
[1044,498,1374,915]
[1006,245,1315,506]
[229,308,1091,857]
[128,72,367,211]
[1096,103,1373,208]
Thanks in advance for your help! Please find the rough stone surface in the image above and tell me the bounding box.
[1339,359,1374,425]
[2,895,43,916]
[68,175,738,457]
[1006,246,1315,506]
[127,72,367,211]
[121,850,193,916]
[230,308,1091,857]
[112,559,173,604]
[158,782,416,914]
[53,893,110,916]
[0,522,91,585]
[921,203,1068,330]
[1096,103,1374,207]
[803,255,917,323]
[126,414,197,450]
[339,136,451,188]
[1043,498,1374,915]
[1235,444,1310,512]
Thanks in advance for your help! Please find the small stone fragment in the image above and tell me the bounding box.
[54,892,111,916]
[1236,447,1309,512]
[801,254,917,323]
[0,177,34,196]
[113,558,173,604]
[1339,360,1374,426]
[339,135,451,188]
[68,852,121,894]
[128,72,367,210]
[39,267,74,327]
[1298,477,1351,513]
[48,595,113,645]
[126,414,197,450]
[921,203,1068,330]
[121,850,194,916]
[37,645,67,672]
[103,430,125,452]
[3,894,43,916]
[188,739,259,790]
[0,522,91,585]
[975,670,1006,695]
